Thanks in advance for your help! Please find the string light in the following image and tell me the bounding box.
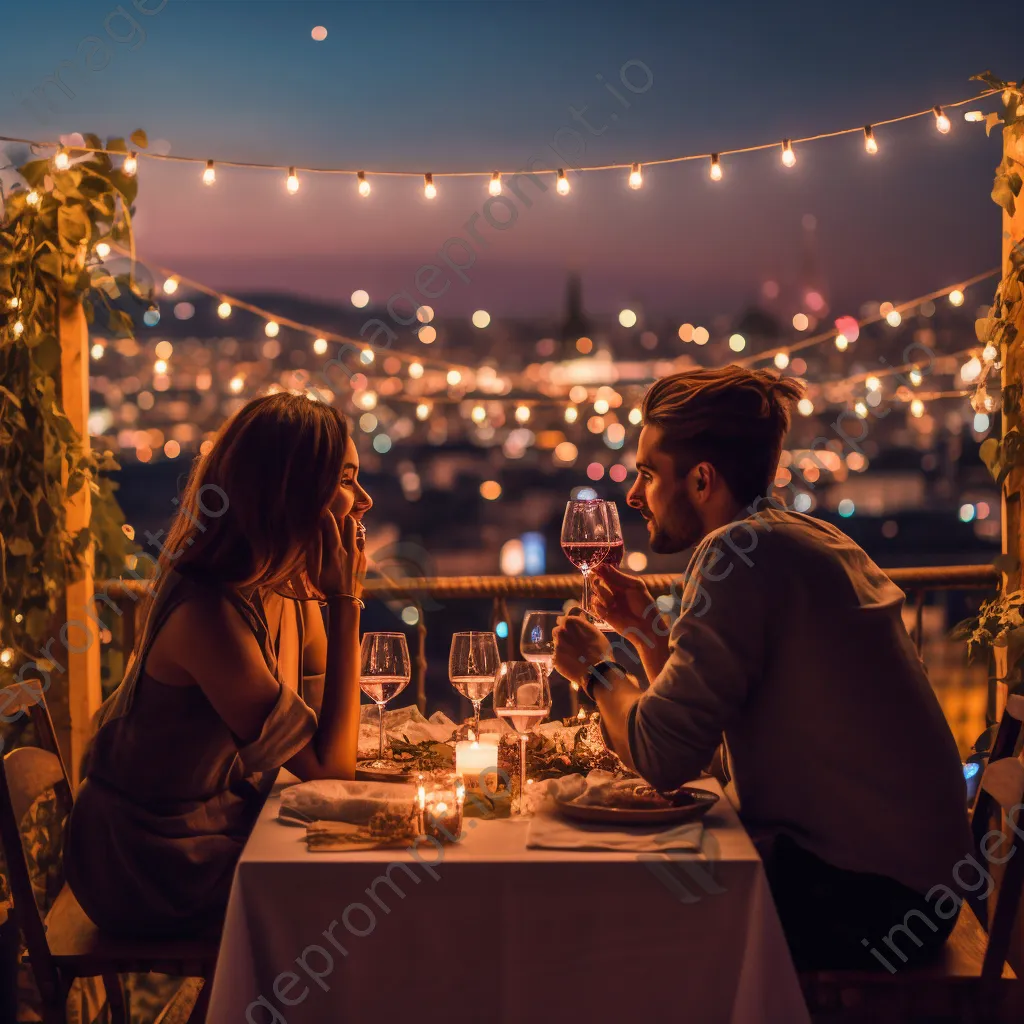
[949,288,965,306]
[265,320,280,338]
[866,376,881,392]
[983,343,998,363]
[885,309,902,327]
[964,110,984,122]
[556,169,570,195]
[628,163,643,189]
[217,301,232,318]
[357,171,370,197]
[423,173,436,199]
[26,190,40,206]
[710,153,722,181]
[286,167,300,193]
[162,277,178,295]
[229,375,245,394]
[12,320,24,337]
[909,369,923,386]
[471,404,487,424]
[565,406,578,424]
[774,352,790,369]
[416,402,431,421]
[54,146,70,171]
[95,241,110,259]
[313,337,328,355]
[203,160,216,185]
[781,139,796,167]
[489,172,502,196]
[835,335,849,351]
[408,362,424,379]
[910,398,926,418]
[863,126,878,154]
[628,407,643,425]
[933,105,951,134]
[446,369,462,386]
[122,151,138,176]
[515,405,531,424]
[797,398,814,416]
[854,401,869,419]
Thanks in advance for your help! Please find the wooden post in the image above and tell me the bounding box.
[59,295,101,787]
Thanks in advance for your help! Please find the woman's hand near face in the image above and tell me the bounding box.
[308,512,366,599]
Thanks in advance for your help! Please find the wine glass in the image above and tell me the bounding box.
[493,661,551,815]
[520,611,560,682]
[561,499,612,618]
[359,632,412,770]
[449,632,501,737]
[591,501,623,632]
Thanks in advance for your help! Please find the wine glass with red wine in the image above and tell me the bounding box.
[590,501,623,631]
[359,632,412,770]
[561,499,612,618]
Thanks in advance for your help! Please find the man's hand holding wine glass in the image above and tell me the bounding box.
[590,564,659,636]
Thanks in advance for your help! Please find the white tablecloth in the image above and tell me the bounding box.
[208,777,810,1024]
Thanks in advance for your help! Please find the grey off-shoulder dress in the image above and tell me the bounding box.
[65,571,321,939]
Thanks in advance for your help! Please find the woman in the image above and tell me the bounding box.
[65,393,372,938]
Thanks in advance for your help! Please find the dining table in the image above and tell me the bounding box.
[207,773,811,1024]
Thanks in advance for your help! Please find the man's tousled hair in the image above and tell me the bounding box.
[641,365,805,505]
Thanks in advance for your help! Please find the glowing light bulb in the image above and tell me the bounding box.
[710,153,722,181]
[95,241,110,259]
[489,172,502,196]
[26,190,40,207]
[408,362,424,379]
[423,173,436,199]
[12,319,24,337]
[854,401,868,419]
[416,402,431,421]
[565,406,578,423]
[556,169,570,195]
[948,288,964,307]
[863,126,878,154]
[7,298,19,310]
[983,343,998,363]
[217,301,232,319]
[885,310,902,327]
[835,335,849,351]
[728,334,746,352]
[163,277,178,295]
[797,398,814,416]
[774,351,790,369]
[229,375,244,394]
[54,146,70,171]
[471,404,487,424]
[203,160,216,185]
[356,171,370,197]
[964,110,983,122]
[594,398,610,415]
[515,405,531,424]
[265,321,280,338]
[313,337,328,355]
[781,139,796,167]
[286,167,300,193]
[933,105,951,134]
[961,357,982,382]
[447,369,462,386]
[123,152,138,176]
[909,369,923,386]
[628,162,643,189]
[866,376,881,392]
[910,398,925,418]
[91,343,104,360]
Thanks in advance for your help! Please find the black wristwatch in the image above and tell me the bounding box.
[581,660,627,701]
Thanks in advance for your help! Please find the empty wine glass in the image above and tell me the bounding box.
[591,501,623,631]
[359,632,411,770]
[520,611,560,683]
[561,499,612,618]
[449,632,501,736]
[493,661,551,815]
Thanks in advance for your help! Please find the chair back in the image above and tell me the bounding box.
[0,681,74,1006]
[968,692,1024,987]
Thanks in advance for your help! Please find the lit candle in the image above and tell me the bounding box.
[417,771,465,842]
[455,733,500,794]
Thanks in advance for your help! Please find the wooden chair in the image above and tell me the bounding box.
[801,694,1024,1022]
[0,680,217,1024]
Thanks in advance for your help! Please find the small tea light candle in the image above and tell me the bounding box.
[455,733,500,793]
[417,770,465,843]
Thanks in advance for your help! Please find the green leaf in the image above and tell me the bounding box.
[57,204,91,248]
[993,176,1017,216]
[7,537,33,557]
[106,138,126,154]
[129,129,149,149]
[986,112,1003,136]
[980,437,1003,483]
[976,318,998,342]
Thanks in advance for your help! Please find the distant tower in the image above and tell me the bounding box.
[799,213,829,316]
[560,272,591,355]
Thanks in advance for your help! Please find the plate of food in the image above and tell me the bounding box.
[553,777,719,826]
[355,760,416,783]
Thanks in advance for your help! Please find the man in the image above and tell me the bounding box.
[552,365,972,971]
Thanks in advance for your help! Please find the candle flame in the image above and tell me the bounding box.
[577,708,586,720]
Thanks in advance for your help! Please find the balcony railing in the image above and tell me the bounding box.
[98,563,999,716]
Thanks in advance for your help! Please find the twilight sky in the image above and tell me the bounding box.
[0,0,1019,319]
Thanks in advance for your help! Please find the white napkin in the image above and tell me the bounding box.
[279,778,418,826]
[356,705,457,758]
[526,771,704,853]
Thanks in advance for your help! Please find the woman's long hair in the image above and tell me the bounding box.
[136,393,350,639]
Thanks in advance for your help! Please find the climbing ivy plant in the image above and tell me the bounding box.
[0,131,145,683]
